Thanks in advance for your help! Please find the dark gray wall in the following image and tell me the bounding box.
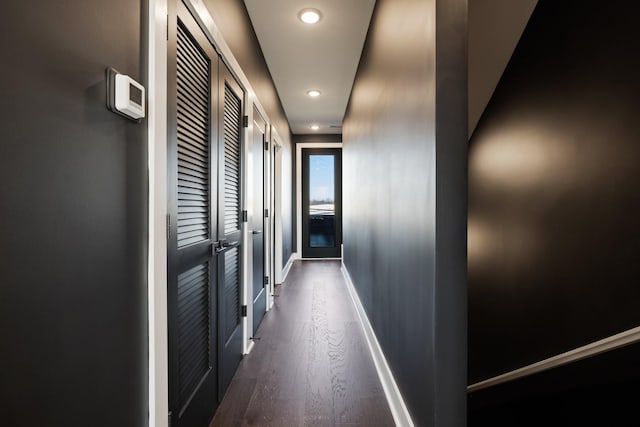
[203,0,294,267]
[342,0,467,425]
[0,1,148,426]
[469,0,640,383]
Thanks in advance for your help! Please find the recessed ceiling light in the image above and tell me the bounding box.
[299,8,321,24]
[310,125,320,131]
[307,89,321,97]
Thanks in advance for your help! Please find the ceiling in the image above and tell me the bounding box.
[244,0,376,135]
[244,0,538,137]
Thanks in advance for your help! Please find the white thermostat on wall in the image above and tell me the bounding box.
[106,67,145,121]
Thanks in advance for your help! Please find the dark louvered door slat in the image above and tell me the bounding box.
[223,83,241,235]
[177,263,210,405]
[217,62,244,396]
[224,247,241,341]
[177,23,210,248]
[168,4,219,427]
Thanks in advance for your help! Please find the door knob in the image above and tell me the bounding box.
[214,239,240,254]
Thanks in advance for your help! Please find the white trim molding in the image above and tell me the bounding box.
[468,325,640,393]
[281,252,297,283]
[271,128,283,287]
[147,0,168,425]
[341,263,415,427]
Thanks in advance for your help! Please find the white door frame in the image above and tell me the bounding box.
[271,128,283,288]
[296,142,343,259]
[263,121,272,310]
[147,0,168,425]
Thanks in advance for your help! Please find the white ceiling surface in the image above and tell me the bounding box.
[244,0,537,138]
[244,0,376,135]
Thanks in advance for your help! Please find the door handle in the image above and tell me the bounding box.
[214,239,240,254]
[252,230,263,235]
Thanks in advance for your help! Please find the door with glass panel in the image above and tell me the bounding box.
[302,148,342,258]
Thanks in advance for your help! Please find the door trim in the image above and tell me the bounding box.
[295,142,343,259]
[147,0,169,426]
[270,127,283,291]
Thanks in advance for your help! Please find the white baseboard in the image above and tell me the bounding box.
[281,252,297,282]
[341,263,414,427]
[243,340,255,356]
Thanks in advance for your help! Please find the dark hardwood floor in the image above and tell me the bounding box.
[210,260,395,427]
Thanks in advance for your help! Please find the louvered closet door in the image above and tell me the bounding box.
[216,60,245,395]
[167,3,219,426]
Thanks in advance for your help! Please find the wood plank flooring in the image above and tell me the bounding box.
[210,260,395,427]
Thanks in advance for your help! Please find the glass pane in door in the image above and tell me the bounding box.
[308,155,335,248]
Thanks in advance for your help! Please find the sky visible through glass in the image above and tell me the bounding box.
[309,155,334,203]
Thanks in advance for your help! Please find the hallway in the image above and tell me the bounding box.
[210,261,394,427]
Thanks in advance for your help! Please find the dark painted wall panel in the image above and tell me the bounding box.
[468,0,640,384]
[343,0,467,425]
[0,1,147,426]
[203,0,294,267]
